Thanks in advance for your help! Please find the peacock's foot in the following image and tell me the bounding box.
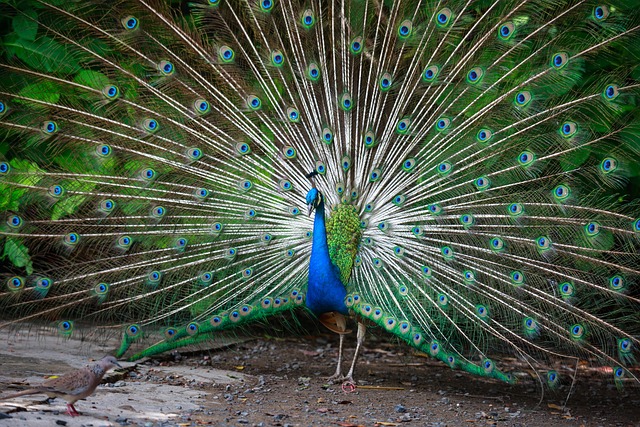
[326,373,344,384]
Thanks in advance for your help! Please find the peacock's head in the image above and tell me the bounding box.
[306,188,323,215]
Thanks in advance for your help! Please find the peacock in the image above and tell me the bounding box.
[1,0,639,391]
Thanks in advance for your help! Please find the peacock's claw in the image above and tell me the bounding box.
[326,373,344,384]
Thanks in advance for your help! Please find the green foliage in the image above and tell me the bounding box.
[17,80,60,105]
[12,8,37,41]
[4,35,80,74]
[73,70,110,90]
[0,185,24,211]
[51,188,92,221]
[2,237,33,275]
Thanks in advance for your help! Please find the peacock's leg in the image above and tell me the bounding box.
[342,322,366,385]
[318,312,352,383]
[327,333,344,382]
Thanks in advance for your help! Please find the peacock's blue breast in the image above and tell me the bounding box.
[306,254,348,315]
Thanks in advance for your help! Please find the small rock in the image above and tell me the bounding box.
[395,404,407,413]
[398,413,412,422]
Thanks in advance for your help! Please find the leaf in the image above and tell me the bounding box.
[74,70,109,90]
[559,148,590,172]
[51,194,87,221]
[13,9,38,41]
[0,185,25,211]
[6,36,80,74]
[0,140,9,156]
[9,158,45,186]
[50,179,96,221]
[17,80,60,105]
[84,37,111,57]
[3,237,34,275]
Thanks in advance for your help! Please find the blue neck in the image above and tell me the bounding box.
[306,199,348,315]
[311,200,330,263]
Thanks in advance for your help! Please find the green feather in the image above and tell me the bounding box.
[326,203,362,286]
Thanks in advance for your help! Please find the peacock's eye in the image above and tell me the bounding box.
[122,16,139,30]
[398,20,412,38]
[363,131,376,147]
[247,95,262,110]
[158,60,174,75]
[301,9,315,28]
[551,52,568,69]
[435,8,453,26]
[514,91,532,107]
[307,63,321,81]
[271,50,284,66]
[339,93,353,111]
[499,22,515,40]
[423,65,439,82]
[593,5,610,21]
[379,73,393,91]
[466,67,484,84]
[216,45,233,63]
[286,107,300,123]
[351,37,363,54]
[435,117,450,131]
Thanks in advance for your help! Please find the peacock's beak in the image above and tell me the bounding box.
[307,203,314,216]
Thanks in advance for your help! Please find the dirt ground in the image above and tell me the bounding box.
[0,326,639,427]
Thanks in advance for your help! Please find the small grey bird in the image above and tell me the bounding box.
[1,356,122,417]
